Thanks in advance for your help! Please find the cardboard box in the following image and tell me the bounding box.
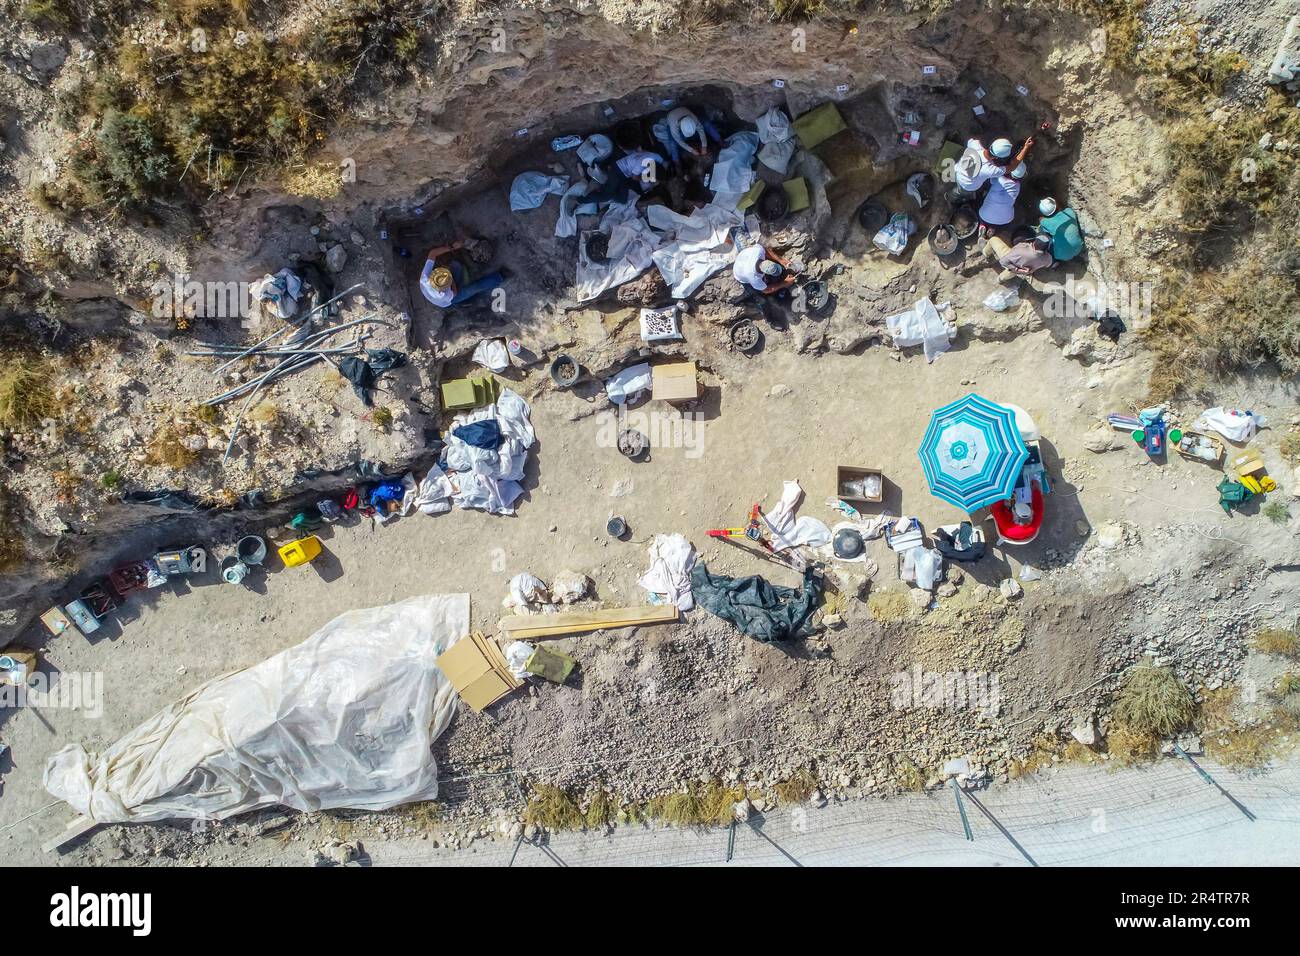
[1229,448,1265,478]
[836,465,884,504]
[651,361,699,402]
[40,607,76,639]
[436,631,523,712]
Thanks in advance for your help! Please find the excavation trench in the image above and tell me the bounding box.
[5,4,1141,641]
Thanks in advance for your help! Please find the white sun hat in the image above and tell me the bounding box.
[1010,161,1028,179]
[990,138,1013,158]
[1039,197,1058,216]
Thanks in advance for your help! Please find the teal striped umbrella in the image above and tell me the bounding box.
[919,394,1028,512]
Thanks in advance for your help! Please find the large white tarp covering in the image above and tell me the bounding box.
[44,594,470,824]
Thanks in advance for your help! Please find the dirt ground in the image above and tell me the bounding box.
[4,278,1299,863]
[3,0,1300,867]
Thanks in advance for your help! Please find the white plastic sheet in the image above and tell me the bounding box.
[647,203,742,298]
[605,362,652,405]
[756,107,796,175]
[763,480,832,552]
[709,132,759,208]
[1195,407,1266,443]
[638,533,697,610]
[44,594,471,824]
[439,387,535,515]
[509,172,569,211]
[886,297,956,363]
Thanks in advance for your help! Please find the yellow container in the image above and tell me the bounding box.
[278,535,322,568]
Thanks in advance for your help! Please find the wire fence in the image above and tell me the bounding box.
[387,756,1300,867]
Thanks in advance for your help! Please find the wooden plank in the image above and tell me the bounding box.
[42,816,97,854]
[499,605,678,638]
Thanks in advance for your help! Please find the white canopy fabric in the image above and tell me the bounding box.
[44,594,470,824]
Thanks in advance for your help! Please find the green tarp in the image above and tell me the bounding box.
[690,563,823,643]
[792,102,847,149]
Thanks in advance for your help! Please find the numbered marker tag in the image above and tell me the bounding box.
[974,86,986,99]
[972,105,986,117]
[602,105,616,118]
[515,127,529,137]
[935,111,947,126]
[773,78,786,88]
[835,83,849,95]
[1016,84,1030,97]
[1102,238,1114,249]
[922,65,937,75]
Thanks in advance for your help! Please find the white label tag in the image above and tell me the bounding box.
[922,65,937,75]
[773,78,786,88]
[515,128,529,137]
[974,86,986,99]
[1016,84,1030,96]
[835,83,849,94]
[972,105,986,116]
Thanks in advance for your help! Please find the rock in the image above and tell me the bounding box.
[1096,522,1126,550]
[732,798,752,822]
[322,839,361,865]
[349,231,366,246]
[1075,520,1091,537]
[999,578,1023,600]
[1019,564,1041,582]
[1071,719,1098,747]
[909,588,933,609]
[937,582,958,598]
[326,243,348,273]
[808,789,827,808]
[1083,425,1115,453]
[550,570,591,603]
[768,383,792,398]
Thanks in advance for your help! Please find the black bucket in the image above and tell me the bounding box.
[758,187,789,221]
[549,354,580,388]
[857,200,889,234]
[949,203,979,241]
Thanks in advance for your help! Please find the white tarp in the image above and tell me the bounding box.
[886,297,956,363]
[637,533,697,611]
[648,203,743,298]
[755,107,796,175]
[44,594,470,824]
[509,171,569,211]
[709,132,760,208]
[576,197,663,301]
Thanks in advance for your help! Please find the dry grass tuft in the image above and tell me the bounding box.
[1251,628,1299,657]
[0,354,57,431]
[646,780,743,827]
[1111,664,1195,738]
[522,784,584,832]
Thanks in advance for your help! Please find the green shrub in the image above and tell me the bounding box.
[73,111,172,206]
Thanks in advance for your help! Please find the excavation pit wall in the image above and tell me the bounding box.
[3,3,1156,638]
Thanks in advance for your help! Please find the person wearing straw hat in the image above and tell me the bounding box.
[419,240,505,308]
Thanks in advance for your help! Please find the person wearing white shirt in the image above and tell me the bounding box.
[977,162,1027,236]
[952,134,1035,197]
[732,243,797,295]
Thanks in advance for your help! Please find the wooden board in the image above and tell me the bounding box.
[42,816,97,854]
[499,605,679,639]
